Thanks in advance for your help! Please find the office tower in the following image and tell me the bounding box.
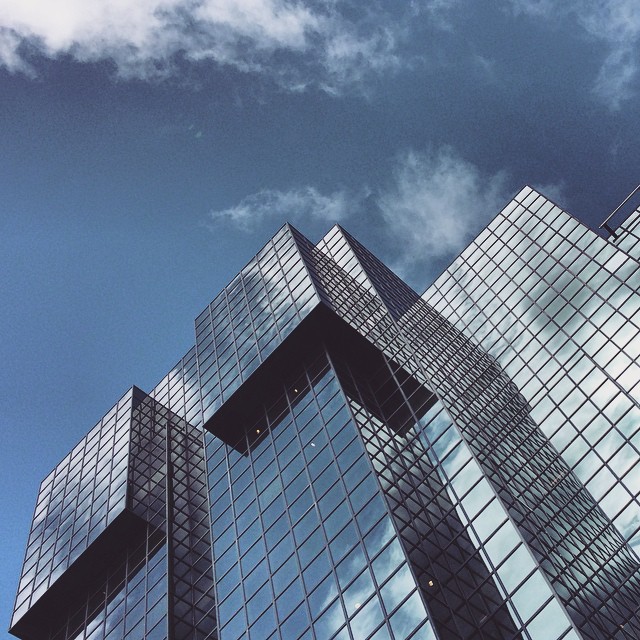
[10,186,640,640]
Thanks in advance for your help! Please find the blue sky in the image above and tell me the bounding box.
[1,0,639,632]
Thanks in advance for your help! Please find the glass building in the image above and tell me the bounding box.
[10,187,640,640]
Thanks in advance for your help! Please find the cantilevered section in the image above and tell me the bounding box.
[10,387,217,640]
[10,388,150,639]
[194,224,323,425]
[202,303,436,453]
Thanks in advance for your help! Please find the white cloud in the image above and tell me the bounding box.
[377,149,508,271]
[0,0,415,92]
[320,24,405,94]
[209,147,510,279]
[209,185,354,230]
[509,0,640,109]
[593,44,638,109]
[0,26,33,74]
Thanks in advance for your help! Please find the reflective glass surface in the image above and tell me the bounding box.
[12,384,216,640]
[423,187,640,638]
[194,225,320,423]
[12,389,136,630]
[206,351,436,640]
[424,188,640,553]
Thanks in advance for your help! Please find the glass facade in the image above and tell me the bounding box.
[206,350,436,640]
[10,187,640,640]
[424,187,640,558]
[11,387,216,640]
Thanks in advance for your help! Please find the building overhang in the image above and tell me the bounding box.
[203,303,436,454]
[9,510,152,640]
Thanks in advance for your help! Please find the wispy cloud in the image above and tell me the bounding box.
[509,0,640,109]
[209,147,511,281]
[0,0,418,93]
[377,149,508,270]
[209,186,355,231]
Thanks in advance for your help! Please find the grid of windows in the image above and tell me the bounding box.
[327,225,640,639]
[312,229,571,638]
[130,392,217,640]
[151,346,204,429]
[423,187,640,559]
[416,401,575,639]
[338,361,523,639]
[11,386,216,640]
[12,389,136,630]
[47,528,168,640]
[199,218,640,638]
[206,350,436,640]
